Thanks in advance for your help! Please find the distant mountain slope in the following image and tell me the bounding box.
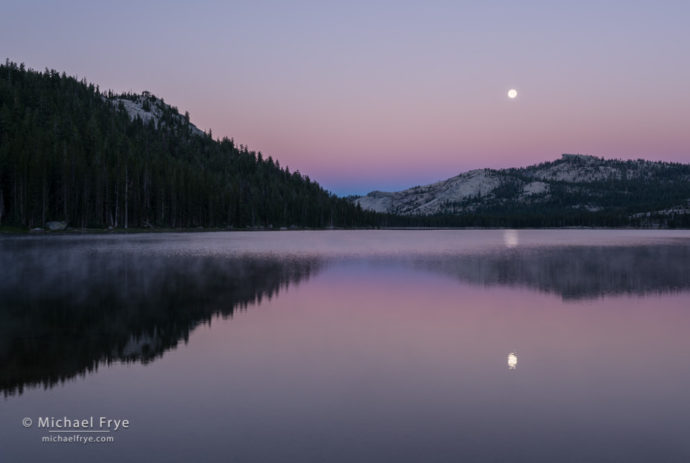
[0,61,376,229]
[355,154,690,222]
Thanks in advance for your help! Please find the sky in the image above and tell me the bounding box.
[2,0,689,195]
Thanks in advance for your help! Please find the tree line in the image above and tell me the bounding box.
[0,61,379,230]
[1,61,687,230]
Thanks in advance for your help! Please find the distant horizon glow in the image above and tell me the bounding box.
[2,1,689,196]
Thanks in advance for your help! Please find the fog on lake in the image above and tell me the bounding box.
[2,230,690,462]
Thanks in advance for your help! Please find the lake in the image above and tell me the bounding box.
[2,230,690,462]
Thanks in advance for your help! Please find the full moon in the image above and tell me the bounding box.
[507,89,518,99]
[507,352,518,370]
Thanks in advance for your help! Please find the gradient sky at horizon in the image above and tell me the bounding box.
[2,1,689,195]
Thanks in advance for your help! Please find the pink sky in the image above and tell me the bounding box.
[2,1,689,194]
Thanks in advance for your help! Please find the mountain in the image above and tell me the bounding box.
[0,61,377,230]
[355,154,690,227]
[2,61,688,231]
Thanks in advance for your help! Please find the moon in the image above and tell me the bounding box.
[507,352,518,370]
[507,89,518,99]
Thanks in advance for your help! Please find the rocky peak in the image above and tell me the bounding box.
[106,92,205,137]
[354,154,690,216]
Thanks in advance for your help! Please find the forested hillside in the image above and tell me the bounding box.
[0,61,378,230]
[1,61,688,231]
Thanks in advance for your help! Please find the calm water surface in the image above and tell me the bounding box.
[1,230,690,462]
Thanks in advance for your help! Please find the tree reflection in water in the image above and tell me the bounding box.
[2,237,689,396]
[414,244,690,300]
[0,243,322,396]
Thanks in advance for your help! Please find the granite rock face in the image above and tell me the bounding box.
[354,154,690,216]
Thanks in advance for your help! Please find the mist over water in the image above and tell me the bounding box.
[2,230,690,462]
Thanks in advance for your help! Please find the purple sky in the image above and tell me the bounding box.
[2,1,689,195]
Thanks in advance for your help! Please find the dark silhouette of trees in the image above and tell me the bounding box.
[0,61,377,229]
[1,61,687,230]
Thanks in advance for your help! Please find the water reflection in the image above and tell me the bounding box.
[1,234,689,397]
[0,242,321,396]
[503,229,519,248]
[2,232,690,463]
[415,244,690,300]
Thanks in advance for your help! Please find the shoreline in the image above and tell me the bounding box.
[2,225,688,235]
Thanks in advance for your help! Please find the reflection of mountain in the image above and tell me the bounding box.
[3,237,689,396]
[0,242,322,396]
[415,244,690,300]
